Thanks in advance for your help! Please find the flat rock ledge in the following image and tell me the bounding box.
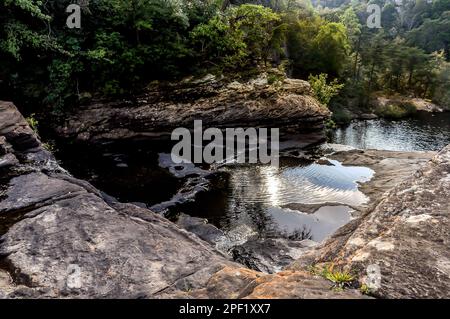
[0,101,359,299]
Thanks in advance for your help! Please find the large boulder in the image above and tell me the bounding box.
[56,74,329,143]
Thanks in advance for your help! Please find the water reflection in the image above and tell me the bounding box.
[188,159,374,242]
[330,112,450,151]
[267,206,353,242]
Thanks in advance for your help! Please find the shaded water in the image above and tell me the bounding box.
[330,112,450,151]
[55,140,181,206]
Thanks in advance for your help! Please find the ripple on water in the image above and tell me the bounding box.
[202,159,374,243]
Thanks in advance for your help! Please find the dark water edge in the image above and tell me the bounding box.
[329,111,450,151]
[54,139,182,206]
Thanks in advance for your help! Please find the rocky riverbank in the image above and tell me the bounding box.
[55,73,329,143]
[331,94,446,124]
[1,101,449,299]
[290,144,450,298]
[0,101,361,299]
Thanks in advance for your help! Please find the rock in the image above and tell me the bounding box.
[0,101,235,298]
[0,136,8,155]
[291,146,450,298]
[194,267,365,299]
[320,143,358,154]
[176,213,224,244]
[241,270,366,299]
[185,266,364,299]
[0,153,18,169]
[281,78,312,95]
[0,101,365,299]
[56,74,329,143]
[358,113,378,120]
[231,239,318,274]
[7,100,448,299]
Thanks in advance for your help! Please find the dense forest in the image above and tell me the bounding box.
[1,0,449,117]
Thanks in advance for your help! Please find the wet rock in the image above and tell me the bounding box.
[231,239,318,274]
[176,213,224,244]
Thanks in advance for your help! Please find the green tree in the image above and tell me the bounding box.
[308,73,344,106]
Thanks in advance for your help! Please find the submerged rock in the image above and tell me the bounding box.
[231,239,318,274]
[176,213,224,244]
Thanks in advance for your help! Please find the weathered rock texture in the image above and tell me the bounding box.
[326,147,436,209]
[0,101,360,299]
[57,74,329,143]
[292,146,450,298]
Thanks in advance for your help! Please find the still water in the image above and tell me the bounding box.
[180,159,374,242]
[330,112,450,151]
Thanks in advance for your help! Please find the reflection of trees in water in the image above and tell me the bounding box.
[331,114,450,152]
[287,226,313,240]
[272,225,313,241]
[226,166,316,240]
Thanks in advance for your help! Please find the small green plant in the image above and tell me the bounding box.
[311,263,355,290]
[308,73,344,107]
[267,73,282,85]
[26,114,39,133]
[360,283,371,295]
[42,141,56,152]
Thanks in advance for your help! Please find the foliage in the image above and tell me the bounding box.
[308,73,344,106]
[331,108,352,125]
[310,263,356,290]
[375,102,417,119]
[286,14,351,77]
[26,113,39,133]
[0,0,449,115]
[360,283,371,295]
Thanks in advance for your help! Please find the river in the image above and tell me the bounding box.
[55,111,450,247]
[330,112,450,151]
